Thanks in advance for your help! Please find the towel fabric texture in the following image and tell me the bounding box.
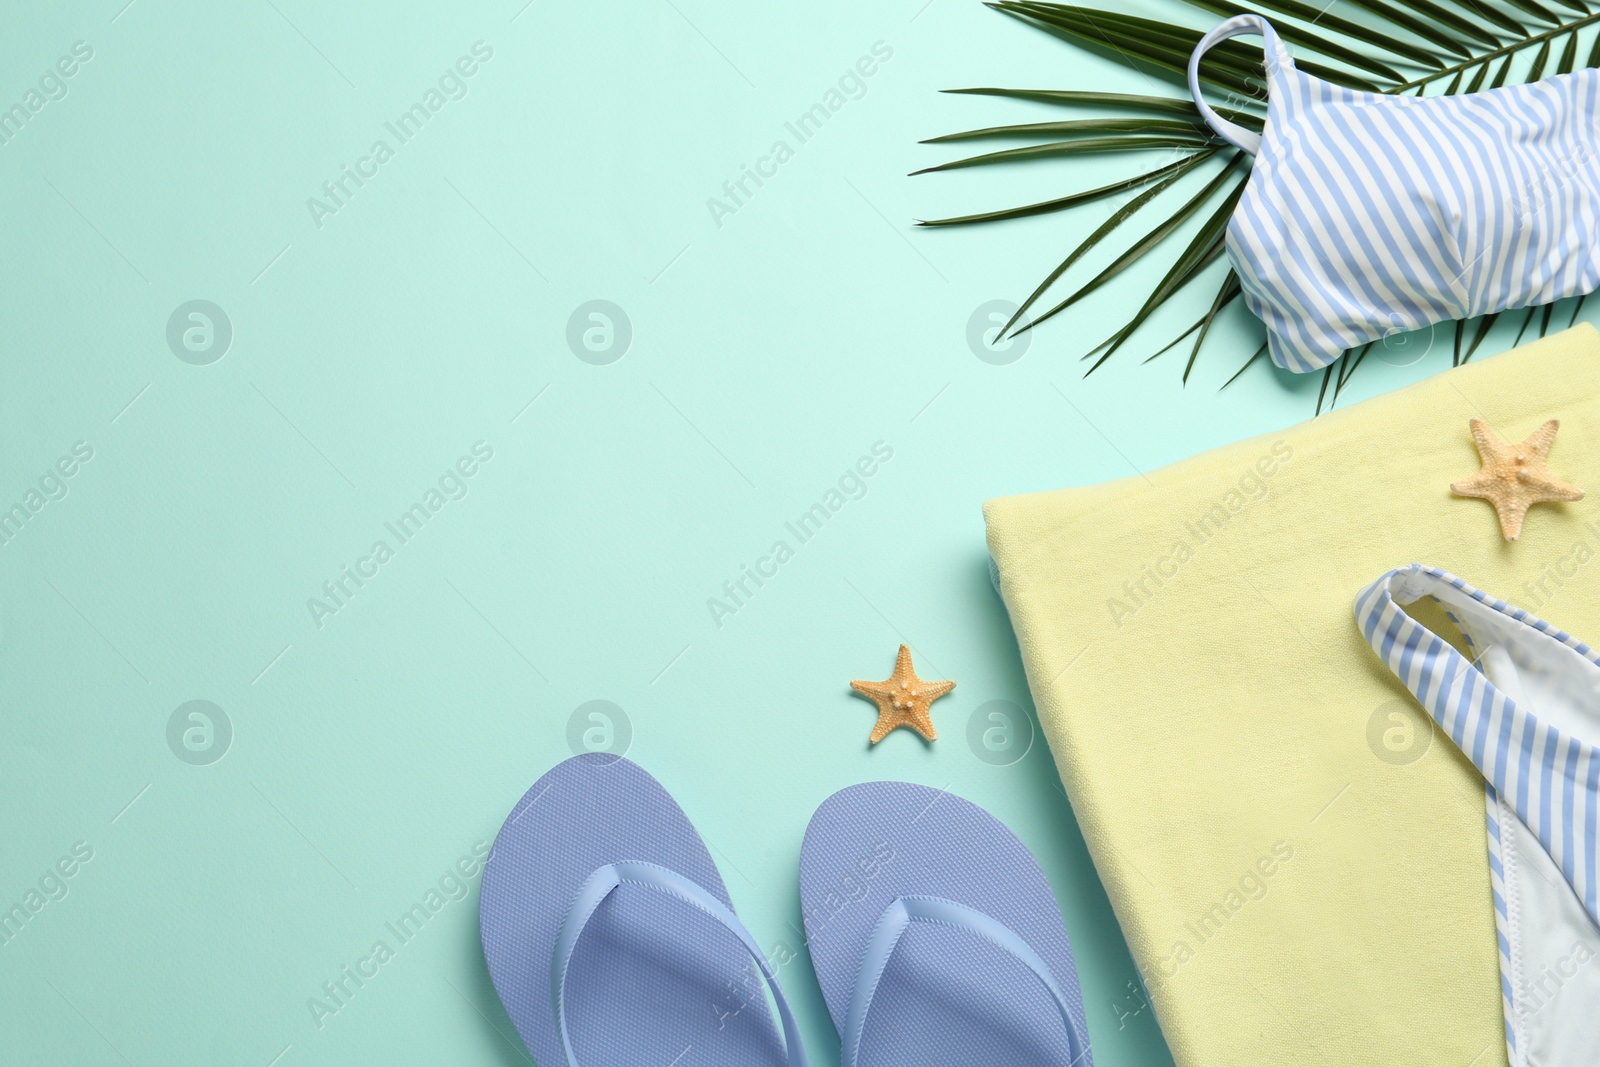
[984,325,1600,1067]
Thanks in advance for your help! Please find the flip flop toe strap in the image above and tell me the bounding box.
[551,859,809,1067]
[842,894,1088,1067]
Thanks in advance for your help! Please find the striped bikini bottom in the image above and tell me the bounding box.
[1358,565,1600,1066]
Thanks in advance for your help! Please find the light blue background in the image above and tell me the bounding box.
[0,1,1567,1064]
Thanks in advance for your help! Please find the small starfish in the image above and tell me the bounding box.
[850,644,955,744]
[1451,418,1583,541]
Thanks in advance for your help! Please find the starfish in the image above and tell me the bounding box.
[850,644,955,744]
[1451,418,1583,541]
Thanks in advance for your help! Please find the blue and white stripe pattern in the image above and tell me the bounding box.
[1357,565,1600,1064]
[1188,16,1600,373]
[1439,595,1520,1053]
[1485,784,1516,1058]
[1355,564,1600,918]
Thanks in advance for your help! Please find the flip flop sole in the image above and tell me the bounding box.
[480,754,786,1065]
[799,781,1090,1067]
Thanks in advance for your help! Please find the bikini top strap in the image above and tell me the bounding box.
[1187,14,1291,156]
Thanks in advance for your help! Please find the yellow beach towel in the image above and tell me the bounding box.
[984,326,1600,1067]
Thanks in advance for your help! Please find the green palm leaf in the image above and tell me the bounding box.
[941,88,1266,122]
[1084,177,1245,371]
[997,150,1220,334]
[1183,272,1245,381]
[919,0,1600,404]
[922,118,1216,143]
[1182,0,1447,67]
[915,152,1212,226]
[911,134,1216,174]
[1016,154,1245,335]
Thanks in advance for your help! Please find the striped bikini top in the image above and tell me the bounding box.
[1188,15,1600,373]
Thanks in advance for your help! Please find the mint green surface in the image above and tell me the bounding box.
[0,2,1571,1065]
